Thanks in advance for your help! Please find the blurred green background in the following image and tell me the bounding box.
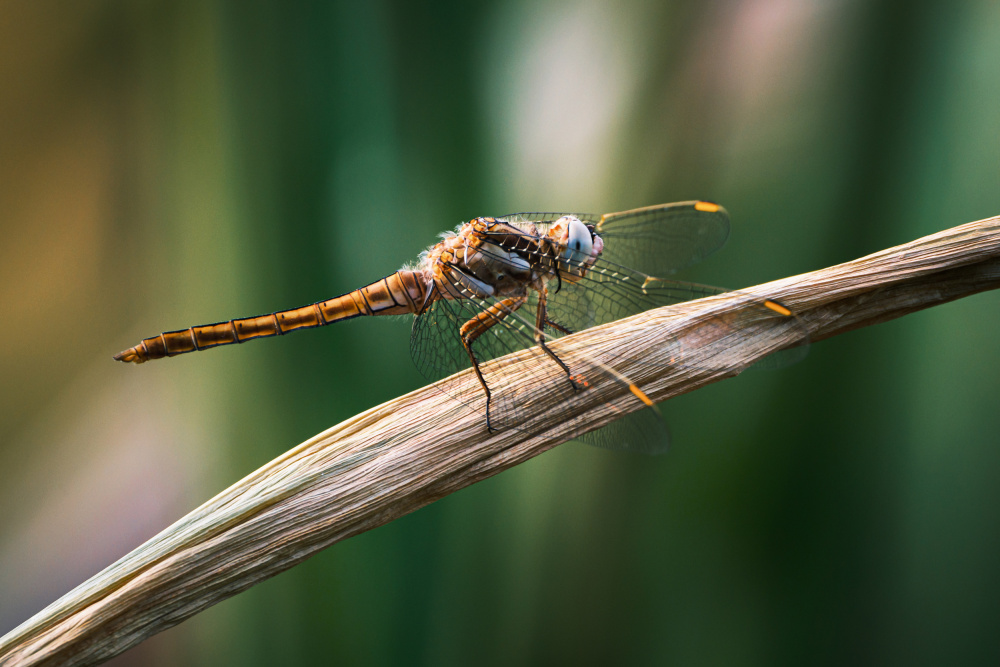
[2,0,999,665]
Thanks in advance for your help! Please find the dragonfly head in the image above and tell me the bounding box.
[554,216,603,269]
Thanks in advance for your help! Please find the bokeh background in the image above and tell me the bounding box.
[2,0,999,664]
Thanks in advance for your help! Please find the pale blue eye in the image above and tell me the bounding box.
[562,218,593,265]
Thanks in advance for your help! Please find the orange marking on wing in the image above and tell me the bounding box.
[629,384,655,407]
[763,300,792,316]
[694,201,720,212]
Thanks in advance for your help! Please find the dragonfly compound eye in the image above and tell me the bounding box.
[562,217,593,266]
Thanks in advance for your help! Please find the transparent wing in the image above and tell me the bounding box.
[410,290,672,452]
[657,284,810,374]
[499,201,731,278]
[409,215,804,454]
[574,404,672,455]
[410,267,806,455]
[409,258,677,449]
[544,259,725,333]
[538,254,810,374]
[410,286,589,435]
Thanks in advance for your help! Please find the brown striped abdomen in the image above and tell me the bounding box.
[114,271,429,364]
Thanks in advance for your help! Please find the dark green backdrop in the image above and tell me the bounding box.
[1,1,998,665]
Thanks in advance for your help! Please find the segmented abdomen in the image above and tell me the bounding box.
[114,271,428,364]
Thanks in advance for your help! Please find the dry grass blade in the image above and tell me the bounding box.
[2,215,999,666]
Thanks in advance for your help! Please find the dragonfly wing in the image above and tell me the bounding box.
[573,307,809,457]
[407,261,679,452]
[640,279,812,374]
[547,265,810,372]
[409,295,485,413]
[569,291,810,457]
[595,201,730,277]
[530,262,699,454]
[410,207,801,453]
[542,266,809,453]
[410,288,580,433]
[410,279,673,442]
[500,201,730,278]
[544,258,723,332]
[575,404,671,455]
[496,211,598,230]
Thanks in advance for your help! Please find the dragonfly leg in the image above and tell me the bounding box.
[535,288,583,391]
[544,318,574,335]
[459,295,528,432]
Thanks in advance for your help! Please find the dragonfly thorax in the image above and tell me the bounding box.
[419,214,606,302]
[462,241,533,293]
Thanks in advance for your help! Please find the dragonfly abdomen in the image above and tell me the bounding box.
[114,271,428,364]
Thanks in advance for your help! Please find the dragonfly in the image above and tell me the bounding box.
[115,201,807,453]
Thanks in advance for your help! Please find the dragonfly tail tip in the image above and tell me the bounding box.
[113,348,145,364]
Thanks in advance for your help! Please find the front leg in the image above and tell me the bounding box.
[460,295,527,432]
[544,318,573,336]
[534,287,583,391]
